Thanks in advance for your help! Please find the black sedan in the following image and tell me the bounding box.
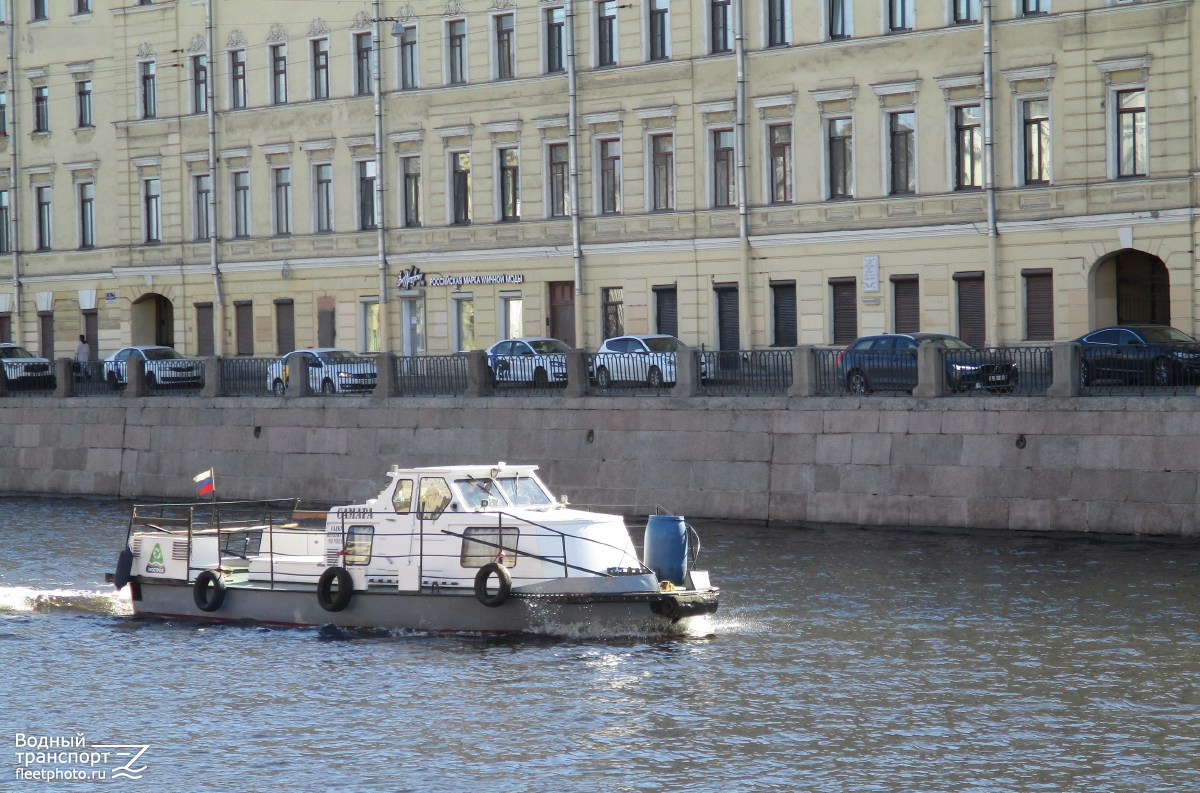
[837,333,1018,394]
[1075,325,1200,387]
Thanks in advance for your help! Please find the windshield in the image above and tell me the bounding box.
[0,347,35,359]
[529,339,571,354]
[919,336,973,350]
[455,478,510,508]
[1138,327,1195,343]
[495,476,554,506]
[143,348,185,360]
[322,350,364,362]
[645,337,686,352]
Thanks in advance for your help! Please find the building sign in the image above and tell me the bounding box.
[105,292,117,304]
[428,273,524,287]
[862,255,880,293]
[396,266,426,290]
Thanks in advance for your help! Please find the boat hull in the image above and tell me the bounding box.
[130,580,719,635]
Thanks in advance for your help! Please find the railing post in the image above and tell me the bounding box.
[788,345,816,397]
[201,356,224,398]
[285,352,311,398]
[373,353,399,398]
[464,350,493,398]
[563,350,590,397]
[124,357,147,398]
[913,344,945,398]
[1048,342,1081,397]
[674,349,700,397]
[54,359,73,398]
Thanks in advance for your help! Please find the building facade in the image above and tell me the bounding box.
[0,0,1194,360]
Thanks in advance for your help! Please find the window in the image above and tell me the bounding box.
[343,525,374,566]
[501,293,523,339]
[452,152,471,224]
[549,143,569,217]
[194,175,212,241]
[78,182,94,249]
[402,157,421,227]
[1117,89,1146,178]
[461,527,519,568]
[829,0,849,39]
[828,118,853,199]
[830,278,857,345]
[454,295,475,351]
[546,8,565,73]
[652,134,674,210]
[76,81,92,127]
[654,285,677,336]
[275,298,295,354]
[355,32,373,95]
[602,287,624,338]
[715,285,739,351]
[769,125,792,203]
[598,1,617,66]
[144,179,161,243]
[710,0,731,53]
[1024,270,1053,341]
[391,479,414,513]
[448,19,467,84]
[191,55,207,114]
[713,129,735,207]
[75,0,90,13]
[499,148,520,221]
[362,299,380,352]
[955,272,985,347]
[649,0,669,61]
[230,49,247,108]
[140,61,156,119]
[33,86,48,132]
[314,163,333,233]
[889,111,915,195]
[599,140,621,214]
[399,26,418,89]
[767,0,788,46]
[420,477,451,520]
[312,38,330,99]
[495,14,515,79]
[1023,99,1050,185]
[38,312,53,360]
[33,0,47,21]
[955,105,983,189]
[235,301,254,355]
[273,168,292,236]
[232,171,250,238]
[772,282,797,347]
[317,299,336,347]
[0,91,6,136]
[35,186,52,250]
[889,0,913,31]
[0,191,10,253]
[954,0,979,23]
[270,45,287,104]
[358,160,378,230]
[1023,0,1046,14]
[892,276,919,334]
[0,313,9,344]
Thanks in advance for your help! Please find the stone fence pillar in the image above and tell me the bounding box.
[788,346,817,397]
[0,365,8,397]
[54,359,74,398]
[563,350,590,398]
[913,344,945,398]
[285,352,311,398]
[201,357,224,398]
[1048,342,1081,397]
[374,353,399,398]
[123,357,147,398]
[464,350,493,398]
[673,349,700,397]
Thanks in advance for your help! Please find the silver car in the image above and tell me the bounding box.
[267,348,378,395]
[0,344,55,390]
[103,346,204,390]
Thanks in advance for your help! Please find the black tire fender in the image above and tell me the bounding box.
[113,548,135,590]
[317,567,354,612]
[474,563,512,608]
[193,570,227,612]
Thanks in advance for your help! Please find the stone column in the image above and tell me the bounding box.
[285,353,311,398]
[1048,342,1081,397]
[373,353,399,398]
[673,348,700,397]
[54,359,74,398]
[563,350,591,398]
[124,357,147,398]
[788,346,817,397]
[913,344,945,398]
[464,350,493,398]
[201,357,224,398]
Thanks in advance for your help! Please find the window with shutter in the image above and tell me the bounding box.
[892,276,919,334]
[715,285,739,351]
[830,279,857,345]
[955,273,985,347]
[235,302,254,356]
[1023,271,1053,341]
[195,304,214,357]
[275,299,295,355]
[653,285,678,337]
[38,312,54,359]
[772,283,797,347]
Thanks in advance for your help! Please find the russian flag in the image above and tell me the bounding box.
[193,470,215,497]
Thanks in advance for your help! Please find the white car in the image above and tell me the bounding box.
[103,346,204,390]
[267,348,378,395]
[0,344,55,391]
[592,335,694,388]
[486,337,571,388]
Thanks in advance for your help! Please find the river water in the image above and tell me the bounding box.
[1,495,1198,792]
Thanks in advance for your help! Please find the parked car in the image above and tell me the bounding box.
[267,348,377,395]
[485,337,571,388]
[103,346,204,390]
[1074,325,1200,387]
[837,333,1018,394]
[0,343,55,391]
[592,335,694,388]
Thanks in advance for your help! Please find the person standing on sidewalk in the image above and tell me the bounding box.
[74,335,90,380]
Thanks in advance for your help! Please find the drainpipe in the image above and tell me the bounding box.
[205,0,224,354]
[982,0,999,345]
[7,0,21,346]
[372,0,390,352]
[566,0,584,349]
[733,0,750,349]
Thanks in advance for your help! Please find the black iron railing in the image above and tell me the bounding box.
[1080,342,1200,396]
[587,352,676,396]
[698,350,792,396]
[489,352,569,397]
[394,354,469,396]
[816,348,918,395]
[223,357,282,397]
[73,361,120,397]
[945,346,1053,397]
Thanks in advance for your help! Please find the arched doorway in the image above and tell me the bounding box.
[131,294,174,347]
[1090,249,1169,328]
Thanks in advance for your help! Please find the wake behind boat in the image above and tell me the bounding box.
[108,463,719,634]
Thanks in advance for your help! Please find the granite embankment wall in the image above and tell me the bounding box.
[2,395,1199,535]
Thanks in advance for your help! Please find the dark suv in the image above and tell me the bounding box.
[837,333,1018,394]
[1074,325,1200,387]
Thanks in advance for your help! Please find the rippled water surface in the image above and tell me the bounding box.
[2,495,1199,792]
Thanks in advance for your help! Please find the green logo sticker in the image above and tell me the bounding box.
[149,544,164,564]
[146,542,167,574]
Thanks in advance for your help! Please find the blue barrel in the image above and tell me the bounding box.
[643,515,689,585]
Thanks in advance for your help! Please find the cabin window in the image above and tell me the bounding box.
[392,479,414,513]
[455,478,508,508]
[495,477,554,506]
[345,525,374,565]
[460,527,519,568]
[418,478,453,519]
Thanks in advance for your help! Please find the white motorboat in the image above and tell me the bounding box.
[109,463,718,634]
